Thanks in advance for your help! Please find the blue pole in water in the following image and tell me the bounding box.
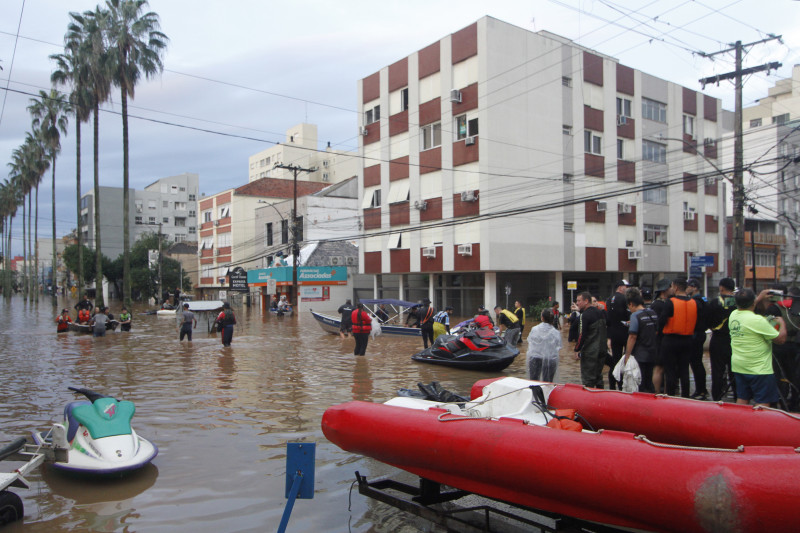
[277,472,303,533]
[277,442,315,533]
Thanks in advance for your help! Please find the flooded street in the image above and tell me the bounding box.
[0,296,582,532]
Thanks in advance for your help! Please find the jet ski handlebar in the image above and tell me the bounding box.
[68,387,115,403]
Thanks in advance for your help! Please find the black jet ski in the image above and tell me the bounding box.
[411,327,520,372]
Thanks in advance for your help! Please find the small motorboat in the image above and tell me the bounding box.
[32,387,158,475]
[269,305,293,317]
[311,298,424,337]
[322,377,800,533]
[68,320,118,333]
[411,327,519,371]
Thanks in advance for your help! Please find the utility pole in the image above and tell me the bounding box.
[274,163,315,308]
[158,223,163,304]
[698,36,782,289]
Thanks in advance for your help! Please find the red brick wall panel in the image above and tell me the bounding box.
[451,22,477,64]
[704,95,717,122]
[585,201,606,224]
[683,87,697,115]
[363,120,381,145]
[683,172,698,192]
[453,137,479,166]
[363,165,380,187]
[419,196,442,222]
[389,202,410,226]
[705,179,718,196]
[454,243,480,271]
[420,246,443,272]
[419,97,441,126]
[617,117,635,139]
[618,205,636,226]
[684,215,698,232]
[454,82,478,113]
[453,193,479,217]
[586,247,606,271]
[617,159,635,182]
[704,141,718,160]
[388,57,408,92]
[616,64,634,96]
[364,251,382,274]
[420,146,441,174]
[618,248,637,271]
[389,110,409,136]
[390,249,411,273]
[705,214,719,233]
[362,71,380,103]
[683,133,697,155]
[585,153,605,178]
[418,41,440,79]
[363,207,381,230]
[389,156,409,181]
[583,51,604,86]
[584,106,604,132]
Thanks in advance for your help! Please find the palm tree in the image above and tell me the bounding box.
[52,42,92,296]
[106,0,168,308]
[0,179,22,297]
[67,7,112,308]
[22,132,50,303]
[29,90,71,305]
[8,148,30,299]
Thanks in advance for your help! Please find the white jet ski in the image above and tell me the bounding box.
[32,387,158,475]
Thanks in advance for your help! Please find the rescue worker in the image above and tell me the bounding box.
[658,278,698,398]
[473,308,494,330]
[494,305,521,344]
[514,300,527,340]
[707,277,737,401]
[649,278,673,394]
[415,298,436,349]
[74,294,92,321]
[119,307,132,332]
[606,280,631,390]
[215,302,237,347]
[574,291,608,388]
[351,302,372,356]
[56,308,72,333]
[686,278,709,400]
[337,299,354,339]
[433,307,454,339]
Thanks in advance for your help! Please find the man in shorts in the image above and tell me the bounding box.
[729,288,787,407]
[178,303,197,341]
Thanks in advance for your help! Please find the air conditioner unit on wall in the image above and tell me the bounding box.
[413,200,428,211]
[628,249,642,260]
[346,256,356,266]
[596,201,607,212]
[618,203,632,214]
[683,210,696,221]
[704,137,715,146]
[465,136,476,146]
[450,89,462,103]
[460,190,478,202]
[422,247,436,259]
[214,249,221,256]
[457,244,472,256]
[361,127,368,136]
[214,220,220,227]
[330,256,343,266]
[617,115,627,126]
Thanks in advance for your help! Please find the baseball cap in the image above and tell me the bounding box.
[613,280,630,289]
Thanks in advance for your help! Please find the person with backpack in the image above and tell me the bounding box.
[625,288,659,393]
[351,303,372,356]
[337,299,354,339]
[707,278,737,401]
[215,302,237,347]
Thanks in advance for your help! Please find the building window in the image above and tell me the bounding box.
[218,233,231,248]
[400,88,409,111]
[562,125,572,136]
[750,118,762,128]
[203,210,212,223]
[135,216,143,225]
[163,200,169,208]
[616,97,632,118]
[642,98,667,122]
[148,200,156,210]
[367,189,381,208]
[584,131,602,155]
[174,234,186,243]
[266,222,273,246]
[175,202,186,211]
[365,104,380,125]
[162,217,169,223]
[644,223,668,245]
[563,173,573,183]
[455,115,479,140]
[773,113,790,125]
[218,205,230,218]
[642,140,667,163]
[643,182,667,204]
[175,217,186,227]
[562,76,572,87]
[148,216,156,224]
[420,122,442,151]
[188,210,196,218]
[281,219,289,244]
[179,187,186,192]
[171,185,178,194]
[135,200,143,213]
[683,115,695,138]
[747,251,776,267]
[189,226,196,234]
[617,139,624,160]
[189,194,196,201]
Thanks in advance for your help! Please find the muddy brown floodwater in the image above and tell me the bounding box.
[0,296,583,532]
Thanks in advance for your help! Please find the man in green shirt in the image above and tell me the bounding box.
[729,288,787,407]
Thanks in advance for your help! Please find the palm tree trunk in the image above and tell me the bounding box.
[93,102,103,308]
[22,197,27,300]
[51,157,57,306]
[121,87,131,309]
[76,120,83,295]
[34,184,39,305]
[5,218,11,297]
[27,193,33,303]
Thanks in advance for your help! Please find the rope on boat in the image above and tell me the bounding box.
[634,435,744,453]
[752,404,800,420]
[437,412,497,422]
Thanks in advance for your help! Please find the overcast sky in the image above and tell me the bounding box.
[1,0,799,256]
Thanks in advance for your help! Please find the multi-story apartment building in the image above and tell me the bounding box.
[743,64,800,130]
[195,177,329,299]
[80,173,199,260]
[357,17,729,313]
[248,123,358,185]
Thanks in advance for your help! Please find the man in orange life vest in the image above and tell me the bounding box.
[658,278,698,397]
[351,302,372,356]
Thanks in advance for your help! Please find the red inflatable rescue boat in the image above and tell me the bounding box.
[322,377,800,533]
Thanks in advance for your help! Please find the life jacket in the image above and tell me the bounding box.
[419,306,434,325]
[473,314,493,329]
[57,315,71,331]
[515,307,526,325]
[499,309,519,325]
[119,312,131,322]
[78,309,91,323]
[351,309,372,334]
[663,297,697,335]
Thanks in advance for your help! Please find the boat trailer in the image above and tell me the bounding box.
[354,471,626,533]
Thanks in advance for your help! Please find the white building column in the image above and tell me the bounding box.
[429,274,435,304]
[554,270,564,304]
[484,272,497,319]
[398,274,405,302]
[373,275,379,299]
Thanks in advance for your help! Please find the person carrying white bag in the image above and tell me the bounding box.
[618,287,660,392]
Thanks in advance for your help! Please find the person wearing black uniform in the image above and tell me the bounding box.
[686,278,709,400]
[707,277,737,401]
[337,299,354,339]
[416,298,435,349]
[625,288,659,392]
[75,294,93,313]
[658,278,698,398]
[650,278,673,394]
[606,280,631,390]
[761,284,800,409]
